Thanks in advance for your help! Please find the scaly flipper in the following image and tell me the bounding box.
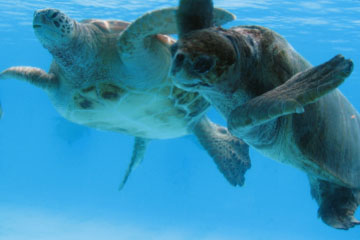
[119,137,151,190]
[229,55,353,133]
[192,117,250,186]
[309,176,360,230]
[117,7,236,59]
[0,66,58,90]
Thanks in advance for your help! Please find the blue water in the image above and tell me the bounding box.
[0,0,359,239]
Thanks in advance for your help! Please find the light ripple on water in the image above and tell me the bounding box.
[0,0,358,90]
[0,0,358,73]
[0,0,358,30]
[0,0,358,80]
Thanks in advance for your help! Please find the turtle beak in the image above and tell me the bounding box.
[33,8,66,30]
[171,52,204,91]
[33,10,43,28]
[33,9,52,28]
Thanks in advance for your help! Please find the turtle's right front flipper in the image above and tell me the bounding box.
[229,55,354,134]
[0,66,58,90]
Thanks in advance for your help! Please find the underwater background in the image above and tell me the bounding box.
[0,0,359,239]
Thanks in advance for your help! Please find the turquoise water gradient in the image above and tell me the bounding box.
[0,0,360,239]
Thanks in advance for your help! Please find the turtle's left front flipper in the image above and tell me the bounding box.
[192,117,250,186]
[0,66,58,90]
[229,55,354,133]
[119,137,151,190]
[117,7,235,60]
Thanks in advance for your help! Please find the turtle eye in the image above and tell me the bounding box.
[192,55,215,74]
[51,11,59,19]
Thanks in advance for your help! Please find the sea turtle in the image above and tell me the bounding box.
[168,0,360,230]
[0,8,251,189]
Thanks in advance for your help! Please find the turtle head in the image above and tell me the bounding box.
[170,29,236,92]
[33,8,76,49]
[170,0,236,92]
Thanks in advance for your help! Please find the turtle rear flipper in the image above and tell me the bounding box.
[119,137,150,190]
[229,55,353,134]
[309,176,360,230]
[192,117,250,186]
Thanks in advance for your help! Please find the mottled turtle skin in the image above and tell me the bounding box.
[30,9,207,138]
[0,8,251,189]
[170,0,360,230]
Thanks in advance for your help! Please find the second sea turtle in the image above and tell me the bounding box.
[170,0,359,230]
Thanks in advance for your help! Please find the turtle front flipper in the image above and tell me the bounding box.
[229,55,353,134]
[119,137,151,190]
[117,7,235,59]
[192,117,250,186]
[0,66,58,90]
